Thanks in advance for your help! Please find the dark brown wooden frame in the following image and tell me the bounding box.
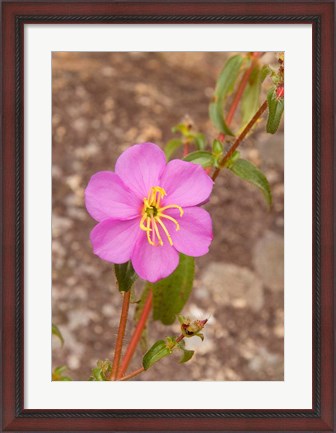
[1,0,335,432]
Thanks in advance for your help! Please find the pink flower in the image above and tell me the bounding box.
[85,143,213,283]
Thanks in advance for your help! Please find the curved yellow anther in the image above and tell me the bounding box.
[158,213,180,231]
[151,186,166,198]
[159,204,184,217]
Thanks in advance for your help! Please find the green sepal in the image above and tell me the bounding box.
[151,254,194,325]
[114,261,137,292]
[228,158,272,207]
[209,54,244,135]
[142,339,172,370]
[183,150,215,168]
[52,323,64,346]
[266,88,284,134]
[195,333,204,341]
[164,138,183,160]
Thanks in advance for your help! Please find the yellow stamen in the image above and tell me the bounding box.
[139,186,183,247]
[139,213,151,231]
[158,213,180,231]
[159,204,184,217]
[156,218,174,246]
[148,186,166,207]
[146,218,155,245]
[152,217,163,246]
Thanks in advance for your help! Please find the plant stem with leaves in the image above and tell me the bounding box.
[212,100,268,181]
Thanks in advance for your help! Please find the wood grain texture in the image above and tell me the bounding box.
[1,1,334,431]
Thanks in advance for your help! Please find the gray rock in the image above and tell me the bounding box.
[253,231,284,292]
[200,262,264,312]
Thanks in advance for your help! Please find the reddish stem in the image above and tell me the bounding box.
[175,334,184,344]
[117,289,153,378]
[212,100,268,181]
[118,367,145,381]
[108,290,131,380]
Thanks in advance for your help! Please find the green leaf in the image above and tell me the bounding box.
[177,340,195,364]
[52,323,64,346]
[260,64,272,82]
[142,340,172,370]
[115,261,137,292]
[228,158,272,206]
[266,88,284,134]
[193,133,206,150]
[209,54,244,135]
[89,367,105,381]
[89,359,112,381]
[52,365,72,381]
[212,139,223,156]
[151,254,194,325]
[164,138,183,160]
[179,349,194,363]
[241,65,262,126]
[209,101,234,136]
[183,151,215,168]
[241,64,271,127]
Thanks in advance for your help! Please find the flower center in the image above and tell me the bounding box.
[139,186,184,247]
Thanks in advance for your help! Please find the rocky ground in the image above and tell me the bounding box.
[52,52,284,381]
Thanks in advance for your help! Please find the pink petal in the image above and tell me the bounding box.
[115,143,166,199]
[90,218,141,264]
[165,206,213,257]
[85,171,142,222]
[160,159,213,207]
[131,235,179,283]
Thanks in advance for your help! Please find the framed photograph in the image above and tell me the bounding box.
[1,1,334,432]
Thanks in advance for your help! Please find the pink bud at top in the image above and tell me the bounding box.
[276,86,284,100]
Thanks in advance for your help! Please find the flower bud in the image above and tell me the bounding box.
[178,316,208,338]
[276,86,284,100]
